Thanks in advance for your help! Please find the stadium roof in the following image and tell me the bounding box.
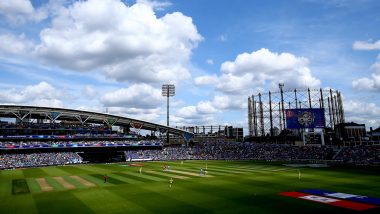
[0,105,194,140]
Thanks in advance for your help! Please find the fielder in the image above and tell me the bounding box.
[169,177,173,188]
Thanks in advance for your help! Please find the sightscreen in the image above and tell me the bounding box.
[285,108,325,129]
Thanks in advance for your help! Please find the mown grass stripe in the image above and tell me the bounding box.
[213,164,287,174]
[86,174,126,185]
[56,165,93,175]
[26,178,42,193]
[73,188,153,214]
[145,170,189,179]
[165,170,199,178]
[1,194,39,214]
[40,167,72,177]
[1,169,24,180]
[109,185,211,214]
[140,180,248,212]
[0,179,11,196]
[114,172,154,183]
[180,168,227,176]
[106,173,138,184]
[34,191,94,214]
[75,165,112,174]
[209,165,260,173]
[121,170,167,182]
[23,168,49,178]
[134,170,172,180]
[180,166,231,176]
[170,169,214,177]
[198,166,245,174]
[227,165,286,172]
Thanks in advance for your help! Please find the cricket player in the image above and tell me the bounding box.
[139,167,142,174]
[169,177,173,188]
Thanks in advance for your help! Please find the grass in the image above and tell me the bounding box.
[12,179,30,195]
[1,160,380,213]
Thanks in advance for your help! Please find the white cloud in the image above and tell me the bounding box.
[176,101,218,119]
[196,101,218,114]
[136,0,172,11]
[101,84,163,109]
[206,59,214,65]
[107,106,162,122]
[82,85,98,99]
[194,75,219,85]
[176,106,199,119]
[0,82,64,107]
[0,0,48,24]
[353,40,380,51]
[352,75,380,91]
[195,48,320,95]
[172,94,246,126]
[171,113,215,126]
[0,33,34,55]
[344,99,380,127]
[174,100,220,126]
[34,0,202,84]
[211,95,246,110]
[31,98,64,108]
[352,54,380,91]
[75,105,103,113]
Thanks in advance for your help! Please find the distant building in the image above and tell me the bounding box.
[224,126,244,142]
[172,125,244,143]
[369,127,380,141]
[335,122,366,142]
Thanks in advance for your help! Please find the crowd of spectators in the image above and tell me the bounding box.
[0,140,163,149]
[1,142,379,169]
[0,152,83,169]
[125,147,193,161]
[125,142,335,161]
[334,145,380,165]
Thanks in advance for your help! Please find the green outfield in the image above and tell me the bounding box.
[1,160,379,213]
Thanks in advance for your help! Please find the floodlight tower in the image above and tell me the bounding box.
[279,83,285,130]
[162,84,175,144]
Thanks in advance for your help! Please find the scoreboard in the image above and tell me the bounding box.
[285,108,325,129]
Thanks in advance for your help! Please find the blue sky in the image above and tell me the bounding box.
[0,0,380,132]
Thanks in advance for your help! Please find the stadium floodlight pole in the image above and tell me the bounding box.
[279,83,286,130]
[162,84,175,144]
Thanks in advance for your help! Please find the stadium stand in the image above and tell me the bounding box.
[334,145,380,164]
[1,118,379,169]
[124,142,335,161]
[1,142,380,169]
[0,152,82,169]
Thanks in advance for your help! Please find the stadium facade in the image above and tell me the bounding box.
[0,105,194,151]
